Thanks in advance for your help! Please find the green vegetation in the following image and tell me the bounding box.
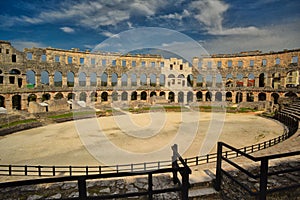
[0,119,37,129]
[48,111,97,119]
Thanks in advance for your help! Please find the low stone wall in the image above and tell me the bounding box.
[220,160,300,199]
[0,122,42,136]
[0,174,180,200]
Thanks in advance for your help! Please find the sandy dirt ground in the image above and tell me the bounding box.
[0,112,283,168]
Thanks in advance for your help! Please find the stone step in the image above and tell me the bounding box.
[188,187,221,200]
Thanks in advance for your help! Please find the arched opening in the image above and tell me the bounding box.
[90,72,97,87]
[41,70,49,85]
[226,74,233,87]
[168,74,175,87]
[79,72,87,87]
[112,91,118,101]
[90,91,97,102]
[216,74,222,88]
[42,93,51,101]
[160,74,165,86]
[196,74,203,87]
[226,92,232,102]
[286,70,299,88]
[54,92,64,100]
[168,92,175,102]
[196,91,202,101]
[235,92,242,103]
[26,70,36,87]
[0,95,5,107]
[101,92,108,101]
[79,92,87,102]
[12,95,21,110]
[215,92,222,101]
[187,74,193,87]
[67,93,75,100]
[150,91,157,97]
[187,91,193,102]
[111,73,118,86]
[9,69,22,88]
[131,91,137,100]
[258,92,266,101]
[247,92,254,102]
[236,74,244,87]
[178,91,184,103]
[150,74,156,87]
[101,72,108,86]
[27,94,37,104]
[272,72,281,89]
[141,91,147,100]
[159,91,165,97]
[206,75,213,87]
[54,71,62,87]
[206,92,212,101]
[271,93,279,104]
[259,73,265,87]
[131,73,137,86]
[121,74,128,86]
[140,74,147,86]
[121,91,128,101]
[284,92,298,98]
[67,72,74,87]
[248,73,255,87]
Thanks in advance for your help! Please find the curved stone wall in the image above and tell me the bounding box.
[0,40,299,112]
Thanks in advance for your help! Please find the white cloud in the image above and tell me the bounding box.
[209,26,267,36]
[60,27,75,33]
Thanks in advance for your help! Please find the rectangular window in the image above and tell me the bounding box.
[91,58,96,66]
[262,59,267,66]
[250,60,254,67]
[0,48,2,53]
[41,54,46,62]
[122,60,126,67]
[68,56,72,64]
[141,61,146,67]
[80,57,84,65]
[160,62,164,67]
[6,49,9,54]
[151,62,155,67]
[27,52,32,60]
[9,76,15,84]
[180,64,183,70]
[102,59,106,66]
[12,54,16,62]
[55,55,60,62]
[292,56,298,63]
[275,58,280,65]
[217,61,222,68]
[238,61,243,68]
[227,60,232,68]
[207,61,212,69]
[112,60,116,66]
[198,62,202,69]
[0,76,3,84]
[132,60,136,67]
[170,64,173,70]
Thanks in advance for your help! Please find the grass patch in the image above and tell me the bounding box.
[48,111,97,119]
[0,119,38,129]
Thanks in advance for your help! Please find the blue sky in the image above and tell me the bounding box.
[0,0,299,55]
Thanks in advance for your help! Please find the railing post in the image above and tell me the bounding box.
[259,158,268,200]
[214,142,222,191]
[148,173,153,200]
[78,177,87,200]
[172,144,179,184]
[181,167,189,200]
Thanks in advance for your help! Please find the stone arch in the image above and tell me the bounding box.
[196,74,203,87]
[131,73,137,86]
[226,92,232,102]
[150,91,156,97]
[12,95,21,110]
[90,72,97,87]
[168,91,175,102]
[259,73,266,87]
[101,92,108,101]
[196,91,202,101]
[41,70,49,85]
[112,91,118,101]
[236,92,242,103]
[258,92,266,101]
[26,70,36,87]
[79,92,87,102]
[271,93,279,104]
[187,74,193,87]
[159,91,165,97]
[160,74,165,86]
[226,74,233,87]
[79,72,87,87]
[90,91,98,102]
[101,72,108,86]
[121,73,128,86]
[27,94,37,104]
[187,91,193,102]
[67,93,75,100]
[215,92,222,101]
[67,71,75,87]
[131,91,137,100]
[140,74,147,86]
[54,71,62,87]
[247,92,254,102]
[0,95,4,107]
[54,92,64,100]
[284,92,298,98]
[248,73,255,87]
[9,69,22,88]
[111,73,118,86]
[206,91,212,101]
[141,91,147,100]
[236,74,243,87]
[9,69,21,75]
[121,91,128,101]
[42,93,51,101]
[178,91,184,103]
[150,74,156,87]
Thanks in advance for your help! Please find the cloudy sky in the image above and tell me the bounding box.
[0,0,299,55]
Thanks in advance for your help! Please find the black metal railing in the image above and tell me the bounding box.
[0,145,191,200]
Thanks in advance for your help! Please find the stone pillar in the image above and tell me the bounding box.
[232,92,237,103]
[266,92,272,101]
[281,76,286,88]
[86,76,90,87]
[97,75,101,87]
[49,75,54,86]
[243,77,248,87]
[117,76,121,87]
[255,77,259,87]
[62,75,68,87]
[21,94,28,110]
[107,75,111,87]
[253,92,258,102]
[74,76,79,87]
[267,76,272,88]
[212,75,216,88]
[36,74,41,87]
